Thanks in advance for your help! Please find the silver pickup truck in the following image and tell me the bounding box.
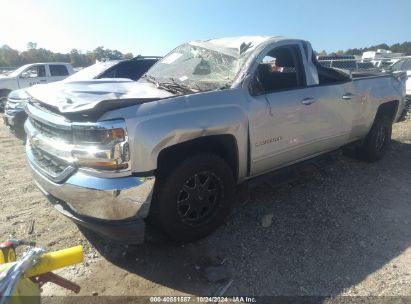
[23,36,407,244]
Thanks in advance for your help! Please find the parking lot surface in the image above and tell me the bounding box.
[0,117,410,300]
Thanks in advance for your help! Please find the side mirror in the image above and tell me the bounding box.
[247,74,265,96]
[20,72,29,78]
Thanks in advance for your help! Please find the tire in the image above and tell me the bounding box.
[358,115,392,162]
[149,153,235,243]
[0,90,11,113]
[0,96,7,113]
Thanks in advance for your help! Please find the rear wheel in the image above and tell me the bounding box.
[358,115,392,162]
[149,154,235,242]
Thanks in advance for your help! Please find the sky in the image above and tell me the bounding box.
[1,0,410,56]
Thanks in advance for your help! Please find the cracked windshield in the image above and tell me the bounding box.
[142,43,252,92]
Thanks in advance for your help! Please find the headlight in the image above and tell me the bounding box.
[72,127,125,145]
[7,89,29,110]
[7,99,26,110]
[71,120,130,171]
[8,89,30,100]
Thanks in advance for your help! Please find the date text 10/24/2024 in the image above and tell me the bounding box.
[149,296,257,303]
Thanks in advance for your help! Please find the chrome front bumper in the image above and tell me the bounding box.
[26,145,155,221]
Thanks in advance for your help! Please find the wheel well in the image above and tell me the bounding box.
[376,100,399,123]
[157,135,239,180]
[0,89,11,97]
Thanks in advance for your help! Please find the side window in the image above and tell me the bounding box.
[50,65,69,76]
[255,45,305,94]
[403,60,411,71]
[21,65,46,78]
[391,60,404,71]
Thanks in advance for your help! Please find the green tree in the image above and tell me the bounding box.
[123,52,134,59]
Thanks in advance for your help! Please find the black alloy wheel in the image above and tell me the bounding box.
[149,153,235,242]
[177,172,221,226]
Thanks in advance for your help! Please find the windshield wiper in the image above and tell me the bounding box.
[158,78,199,94]
[167,78,200,93]
[218,82,231,90]
[142,74,180,94]
[141,74,157,84]
[142,74,196,94]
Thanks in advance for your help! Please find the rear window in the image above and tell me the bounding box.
[317,55,355,61]
[332,60,357,70]
[357,62,375,69]
[50,65,69,76]
[318,61,331,68]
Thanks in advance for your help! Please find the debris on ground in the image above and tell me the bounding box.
[204,265,229,283]
[1,118,410,297]
[26,219,34,235]
[215,279,233,296]
[261,213,274,228]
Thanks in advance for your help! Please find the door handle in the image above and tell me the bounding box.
[40,80,47,82]
[301,98,316,105]
[342,93,354,100]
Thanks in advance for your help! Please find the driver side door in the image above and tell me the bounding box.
[248,44,345,175]
[18,65,48,88]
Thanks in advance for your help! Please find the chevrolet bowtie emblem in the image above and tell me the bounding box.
[28,133,40,146]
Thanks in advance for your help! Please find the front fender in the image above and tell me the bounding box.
[103,89,250,180]
[138,105,248,178]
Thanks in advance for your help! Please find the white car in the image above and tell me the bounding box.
[390,58,411,95]
[0,62,74,111]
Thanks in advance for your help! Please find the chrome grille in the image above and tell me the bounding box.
[29,117,72,142]
[31,146,70,176]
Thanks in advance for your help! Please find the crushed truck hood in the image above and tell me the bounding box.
[26,79,174,113]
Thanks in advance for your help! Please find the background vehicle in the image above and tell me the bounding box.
[65,56,161,82]
[388,58,411,95]
[317,56,380,72]
[372,58,398,70]
[317,55,356,60]
[387,57,411,118]
[362,49,404,61]
[23,36,406,244]
[0,62,74,111]
[3,56,161,139]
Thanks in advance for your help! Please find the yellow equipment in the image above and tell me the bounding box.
[0,242,84,304]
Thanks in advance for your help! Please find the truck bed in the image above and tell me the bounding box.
[351,70,405,79]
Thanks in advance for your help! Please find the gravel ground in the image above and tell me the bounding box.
[0,116,410,302]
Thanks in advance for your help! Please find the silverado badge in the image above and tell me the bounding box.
[255,136,282,147]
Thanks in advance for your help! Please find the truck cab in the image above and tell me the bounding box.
[0,62,74,111]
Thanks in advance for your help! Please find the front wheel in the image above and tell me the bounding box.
[0,90,11,112]
[358,115,392,162]
[149,154,235,242]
